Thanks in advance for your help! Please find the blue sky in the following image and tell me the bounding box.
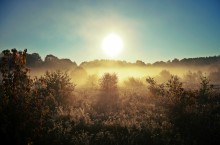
[0,0,219,64]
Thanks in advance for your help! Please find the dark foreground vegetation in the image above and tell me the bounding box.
[0,49,220,145]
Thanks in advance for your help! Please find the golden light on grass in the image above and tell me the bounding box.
[102,32,124,57]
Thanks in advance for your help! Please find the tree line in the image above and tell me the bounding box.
[1,50,220,69]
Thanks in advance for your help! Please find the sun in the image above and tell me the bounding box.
[102,33,124,57]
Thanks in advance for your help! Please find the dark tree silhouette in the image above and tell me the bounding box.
[95,73,119,113]
[0,48,33,145]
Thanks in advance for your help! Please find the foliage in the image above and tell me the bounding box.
[35,70,76,107]
[1,49,220,145]
[0,48,33,145]
[182,71,203,90]
[99,73,118,93]
[30,70,76,143]
[95,73,119,113]
[146,76,165,96]
[146,75,220,145]
[124,77,145,89]
[85,74,99,89]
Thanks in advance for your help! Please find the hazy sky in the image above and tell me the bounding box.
[0,0,219,64]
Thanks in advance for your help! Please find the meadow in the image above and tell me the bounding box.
[0,49,220,145]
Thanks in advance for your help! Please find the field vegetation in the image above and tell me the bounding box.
[0,49,220,145]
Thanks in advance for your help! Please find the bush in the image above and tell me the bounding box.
[95,73,119,113]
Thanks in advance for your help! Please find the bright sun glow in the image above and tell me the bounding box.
[102,33,124,57]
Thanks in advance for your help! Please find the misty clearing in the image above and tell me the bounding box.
[0,49,220,145]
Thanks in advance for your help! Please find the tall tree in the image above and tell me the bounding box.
[0,48,32,145]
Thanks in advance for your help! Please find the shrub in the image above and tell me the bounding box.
[95,73,119,113]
